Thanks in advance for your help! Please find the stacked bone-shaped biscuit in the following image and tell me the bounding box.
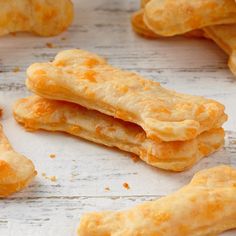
[13,50,236,235]
[13,49,227,172]
[132,0,236,77]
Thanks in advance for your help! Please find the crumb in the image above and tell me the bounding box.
[105,187,110,191]
[123,182,130,190]
[46,43,54,48]
[61,37,66,41]
[49,154,56,159]
[42,172,57,182]
[12,67,20,73]
[71,172,78,177]
[10,32,16,36]
[130,154,139,163]
[50,176,57,182]
[233,140,236,144]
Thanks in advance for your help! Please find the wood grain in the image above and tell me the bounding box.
[0,0,236,235]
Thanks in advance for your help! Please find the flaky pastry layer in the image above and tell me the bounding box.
[0,123,36,197]
[204,24,236,77]
[78,165,236,236]
[0,0,73,36]
[143,0,236,36]
[14,96,224,172]
[26,49,227,142]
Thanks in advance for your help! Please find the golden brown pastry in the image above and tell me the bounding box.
[143,0,236,36]
[26,49,227,142]
[0,0,73,36]
[78,165,236,236]
[204,24,236,77]
[0,122,36,197]
[141,0,151,8]
[131,10,159,39]
[13,96,225,172]
[131,10,205,39]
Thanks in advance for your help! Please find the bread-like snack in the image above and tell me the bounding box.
[131,10,205,39]
[0,122,36,197]
[78,165,236,236]
[26,49,227,142]
[0,0,73,36]
[204,24,236,77]
[13,96,224,171]
[143,0,236,36]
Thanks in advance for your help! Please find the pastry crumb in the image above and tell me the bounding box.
[13,67,20,73]
[46,42,54,48]
[105,187,110,191]
[10,32,16,36]
[50,176,57,182]
[49,153,56,159]
[61,37,66,41]
[42,172,57,182]
[123,182,130,190]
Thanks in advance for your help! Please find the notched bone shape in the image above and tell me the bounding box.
[143,0,236,36]
[204,24,236,77]
[0,122,36,197]
[78,165,236,236]
[14,96,224,172]
[0,0,73,36]
[26,49,227,142]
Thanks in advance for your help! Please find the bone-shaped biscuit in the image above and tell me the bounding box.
[0,121,36,197]
[78,165,236,236]
[13,96,224,172]
[131,10,205,39]
[143,0,236,36]
[0,0,73,36]
[26,49,227,142]
[204,24,236,77]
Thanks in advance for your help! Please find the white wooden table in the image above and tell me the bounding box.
[0,0,236,235]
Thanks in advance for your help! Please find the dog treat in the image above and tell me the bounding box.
[0,0,73,36]
[143,0,236,36]
[131,10,205,39]
[78,165,236,236]
[204,24,236,77]
[26,49,227,142]
[14,96,224,172]
[0,123,36,197]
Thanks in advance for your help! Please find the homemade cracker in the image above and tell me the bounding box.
[78,165,236,236]
[26,49,227,142]
[132,10,205,39]
[143,0,236,36]
[204,24,236,77]
[0,0,73,36]
[0,123,36,197]
[14,96,224,172]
